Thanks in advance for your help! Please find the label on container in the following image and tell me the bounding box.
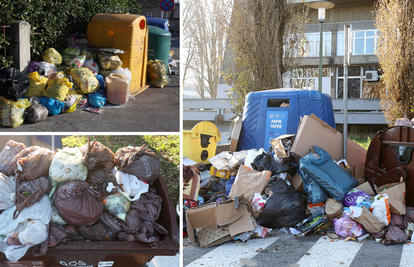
[264,111,288,151]
[6,261,45,267]
[50,260,92,267]
[98,262,114,267]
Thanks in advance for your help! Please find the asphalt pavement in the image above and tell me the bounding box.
[0,33,180,133]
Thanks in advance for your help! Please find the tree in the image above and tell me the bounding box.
[376,0,414,125]
[183,0,232,98]
[224,0,309,116]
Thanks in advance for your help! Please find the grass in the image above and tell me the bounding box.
[62,135,180,206]
[349,135,372,150]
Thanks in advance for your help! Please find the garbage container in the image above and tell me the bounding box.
[238,88,336,151]
[0,174,179,267]
[86,13,149,95]
[146,17,169,32]
[148,26,171,67]
[183,121,221,163]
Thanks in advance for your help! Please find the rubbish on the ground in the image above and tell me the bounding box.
[14,176,50,219]
[25,104,48,123]
[296,211,329,235]
[103,192,130,221]
[62,47,81,66]
[350,206,384,233]
[237,231,253,242]
[98,51,123,70]
[38,62,57,77]
[83,59,99,74]
[325,198,344,221]
[391,213,404,227]
[297,165,330,204]
[291,114,367,168]
[0,67,30,101]
[49,148,88,186]
[375,182,406,215]
[256,177,306,228]
[12,146,55,182]
[70,67,100,94]
[357,233,370,242]
[209,166,231,179]
[271,134,295,159]
[327,233,340,239]
[111,68,132,82]
[88,92,106,108]
[51,204,67,225]
[342,188,372,207]
[230,116,242,152]
[115,169,149,202]
[46,71,67,86]
[68,55,86,68]
[370,194,391,226]
[183,165,200,201]
[333,214,365,239]
[184,200,198,209]
[251,150,292,176]
[39,96,64,115]
[299,146,359,202]
[26,71,48,98]
[105,73,130,105]
[81,49,95,61]
[0,140,26,176]
[287,173,305,193]
[209,151,239,171]
[356,181,376,196]
[384,225,409,245]
[42,48,62,66]
[254,226,271,237]
[83,106,103,114]
[0,173,15,210]
[30,61,39,73]
[290,227,304,237]
[42,76,73,102]
[147,59,169,88]
[228,165,271,201]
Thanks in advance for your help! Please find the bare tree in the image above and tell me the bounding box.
[376,0,414,125]
[224,0,309,116]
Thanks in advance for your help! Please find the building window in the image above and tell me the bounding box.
[291,67,330,89]
[337,30,379,56]
[304,32,331,57]
[337,65,381,98]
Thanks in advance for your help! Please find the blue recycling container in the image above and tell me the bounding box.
[146,17,169,32]
[237,88,336,151]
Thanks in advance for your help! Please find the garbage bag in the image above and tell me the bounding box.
[84,59,99,75]
[14,176,50,219]
[96,74,105,90]
[42,76,72,102]
[63,94,78,113]
[147,59,169,88]
[75,220,118,241]
[85,168,118,199]
[26,71,48,98]
[29,61,39,73]
[370,194,391,226]
[49,147,88,186]
[103,193,130,221]
[47,223,68,247]
[111,68,131,82]
[25,104,48,123]
[64,224,85,241]
[88,92,106,108]
[115,169,149,201]
[39,96,64,115]
[384,225,409,245]
[299,146,359,202]
[0,173,15,210]
[134,220,168,246]
[299,165,330,204]
[11,146,55,182]
[80,138,115,171]
[333,214,365,239]
[114,144,161,184]
[54,181,103,226]
[81,49,94,60]
[38,61,57,77]
[251,151,292,176]
[46,71,67,87]
[256,177,306,228]
[97,51,123,70]
[62,47,81,66]
[0,140,26,176]
[100,211,123,233]
[0,97,31,128]
[68,55,86,68]
[42,48,62,66]
[0,67,30,101]
[70,67,99,94]
[50,204,67,225]
[130,186,162,222]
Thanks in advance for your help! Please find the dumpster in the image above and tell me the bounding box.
[0,174,178,267]
[183,121,221,163]
[148,26,171,67]
[238,88,336,151]
[86,13,149,95]
[146,17,169,32]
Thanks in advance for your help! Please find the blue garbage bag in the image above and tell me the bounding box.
[88,93,106,108]
[297,167,330,204]
[96,75,105,90]
[39,97,64,115]
[225,176,236,196]
[299,146,359,202]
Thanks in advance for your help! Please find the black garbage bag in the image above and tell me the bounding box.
[0,67,30,101]
[251,151,291,176]
[25,104,48,124]
[256,177,306,228]
[384,225,409,245]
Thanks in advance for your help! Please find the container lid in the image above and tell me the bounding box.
[148,25,171,36]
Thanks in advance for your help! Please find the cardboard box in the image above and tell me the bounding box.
[288,173,305,193]
[291,114,367,168]
[209,151,239,171]
[356,182,375,196]
[230,117,242,152]
[271,134,295,158]
[209,166,231,179]
[354,162,365,178]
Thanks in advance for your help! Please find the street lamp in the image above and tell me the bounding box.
[309,1,334,93]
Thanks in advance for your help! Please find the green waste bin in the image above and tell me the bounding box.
[148,26,171,67]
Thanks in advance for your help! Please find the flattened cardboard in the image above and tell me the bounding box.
[354,162,365,178]
[227,203,255,236]
[378,182,406,215]
[288,173,305,193]
[291,114,366,168]
[356,182,376,196]
[197,226,232,248]
[230,117,242,152]
[209,151,239,171]
[186,204,217,229]
[217,201,243,226]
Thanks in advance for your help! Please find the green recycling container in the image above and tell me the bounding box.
[148,25,171,67]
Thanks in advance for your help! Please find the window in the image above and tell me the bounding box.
[291,67,330,89]
[336,65,381,98]
[303,32,331,57]
[337,30,379,56]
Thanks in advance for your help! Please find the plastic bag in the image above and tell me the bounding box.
[0,67,30,101]
[0,140,26,176]
[256,177,306,228]
[86,168,118,199]
[42,76,72,102]
[11,146,55,182]
[49,148,88,186]
[83,59,99,75]
[39,97,64,115]
[62,47,81,66]
[384,225,409,245]
[26,71,48,98]
[80,138,115,171]
[130,186,162,221]
[394,118,412,127]
[297,166,330,204]
[115,169,149,201]
[25,104,48,123]
[299,146,359,202]
[251,151,292,176]
[103,192,131,221]
[42,48,62,66]
[88,92,106,107]
[75,220,118,241]
[333,214,365,239]
[29,61,39,73]
[68,55,86,68]
[100,212,123,233]
[54,181,103,226]
[0,173,15,210]
[70,67,100,94]
[46,71,67,87]
[343,188,372,207]
[370,194,391,226]
[81,49,94,60]
[96,74,105,90]
[114,145,161,184]
[225,176,236,196]
[51,204,67,225]
[14,176,50,219]
[0,97,31,128]
[38,62,57,77]
[97,51,123,70]
[111,68,131,82]
[47,223,68,247]
[147,59,169,88]
[244,148,265,169]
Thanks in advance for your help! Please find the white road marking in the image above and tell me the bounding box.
[399,242,414,267]
[185,237,280,267]
[297,236,363,267]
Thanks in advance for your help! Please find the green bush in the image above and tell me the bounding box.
[0,0,142,66]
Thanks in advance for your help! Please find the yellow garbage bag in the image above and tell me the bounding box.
[147,59,169,88]
[97,51,123,70]
[62,47,81,66]
[42,77,73,102]
[26,72,48,98]
[46,71,67,87]
[70,67,99,94]
[0,97,31,128]
[42,48,62,66]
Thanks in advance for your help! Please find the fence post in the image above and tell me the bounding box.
[12,21,31,74]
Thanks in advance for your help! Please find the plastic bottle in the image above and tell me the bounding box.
[105,73,130,105]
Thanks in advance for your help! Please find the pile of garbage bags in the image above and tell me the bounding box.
[0,138,167,262]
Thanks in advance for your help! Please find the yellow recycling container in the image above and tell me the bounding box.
[86,13,149,95]
[183,121,221,164]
